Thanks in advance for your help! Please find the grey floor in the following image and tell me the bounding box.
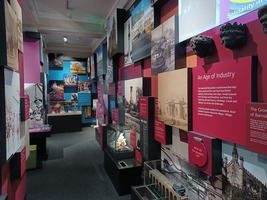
[26,127,131,200]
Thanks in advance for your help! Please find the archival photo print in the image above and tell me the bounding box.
[124,17,133,67]
[151,16,176,75]
[5,0,18,70]
[24,83,44,129]
[222,141,267,200]
[124,78,143,132]
[5,69,21,161]
[158,69,189,131]
[107,9,118,58]
[161,144,222,200]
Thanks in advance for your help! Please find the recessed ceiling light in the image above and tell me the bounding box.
[63,36,68,43]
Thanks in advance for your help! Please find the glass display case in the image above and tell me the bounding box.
[48,100,82,114]
[107,124,134,159]
[138,160,209,200]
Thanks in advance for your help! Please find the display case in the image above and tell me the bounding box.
[107,124,134,159]
[133,160,209,200]
[48,100,81,114]
[47,100,82,133]
[131,185,163,200]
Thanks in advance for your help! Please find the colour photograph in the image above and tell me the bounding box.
[222,141,267,200]
[64,74,78,86]
[70,61,86,74]
[48,80,64,101]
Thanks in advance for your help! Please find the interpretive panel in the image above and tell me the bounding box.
[188,131,221,176]
[154,98,172,144]
[246,103,267,155]
[192,56,257,145]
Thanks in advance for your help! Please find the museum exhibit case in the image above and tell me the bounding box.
[104,149,142,196]
[132,160,193,200]
[47,100,82,133]
[107,124,134,160]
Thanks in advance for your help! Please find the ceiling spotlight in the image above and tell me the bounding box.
[63,36,68,43]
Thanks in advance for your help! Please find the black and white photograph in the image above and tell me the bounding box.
[158,69,189,131]
[5,69,21,161]
[124,78,143,132]
[24,83,44,129]
[124,17,133,67]
[106,58,113,83]
[107,10,117,58]
[5,0,18,70]
[151,16,176,75]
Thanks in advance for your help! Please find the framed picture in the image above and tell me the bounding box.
[48,53,63,68]
[78,80,90,92]
[84,106,92,118]
[96,44,103,63]
[90,54,96,79]
[0,1,18,70]
[70,61,86,74]
[222,141,267,199]
[124,17,133,67]
[24,83,44,129]
[158,68,191,132]
[64,74,78,86]
[48,80,64,101]
[131,0,154,62]
[151,16,177,75]
[124,77,151,132]
[87,57,91,73]
[71,93,78,101]
[106,58,114,83]
[107,8,126,58]
[3,69,21,163]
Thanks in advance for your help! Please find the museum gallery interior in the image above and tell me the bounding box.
[1,0,267,199]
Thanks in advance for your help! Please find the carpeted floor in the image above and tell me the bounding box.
[26,127,131,200]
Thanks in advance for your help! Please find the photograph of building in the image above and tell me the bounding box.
[222,142,267,200]
[158,69,189,131]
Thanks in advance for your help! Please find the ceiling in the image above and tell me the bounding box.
[22,0,133,58]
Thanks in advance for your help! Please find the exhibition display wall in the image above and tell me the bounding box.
[94,0,267,199]
[0,0,27,199]
[48,58,96,125]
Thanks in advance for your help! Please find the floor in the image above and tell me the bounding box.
[26,127,131,200]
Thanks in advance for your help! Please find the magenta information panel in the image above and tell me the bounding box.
[188,131,221,176]
[246,103,267,155]
[112,108,119,124]
[97,84,102,103]
[25,95,30,120]
[117,81,123,96]
[140,97,148,119]
[192,56,255,145]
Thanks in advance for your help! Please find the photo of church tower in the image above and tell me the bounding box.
[222,143,267,200]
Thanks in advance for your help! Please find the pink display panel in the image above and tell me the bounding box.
[246,103,267,155]
[192,56,256,145]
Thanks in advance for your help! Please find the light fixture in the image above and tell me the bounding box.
[63,36,68,43]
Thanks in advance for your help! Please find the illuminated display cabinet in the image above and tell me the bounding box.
[107,124,134,160]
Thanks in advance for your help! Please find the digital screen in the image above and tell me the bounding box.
[179,0,267,42]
